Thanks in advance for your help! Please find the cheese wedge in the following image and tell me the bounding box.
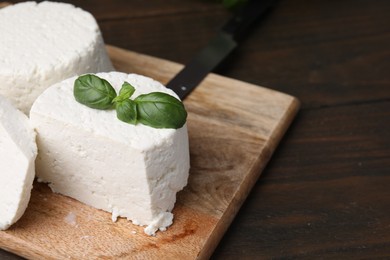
[0,1,113,114]
[30,72,190,235]
[0,95,37,230]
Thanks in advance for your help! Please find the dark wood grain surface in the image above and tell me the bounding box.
[1,0,390,259]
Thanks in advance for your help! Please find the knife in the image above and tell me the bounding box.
[166,0,277,99]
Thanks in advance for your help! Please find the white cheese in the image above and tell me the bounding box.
[0,1,113,114]
[30,72,190,235]
[0,95,37,230]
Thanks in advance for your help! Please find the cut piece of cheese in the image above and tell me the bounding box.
[30,72,190,235]
[0,95,37,230]
[0,1,114,114]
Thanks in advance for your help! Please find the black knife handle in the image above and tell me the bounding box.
[166,32,237,99]
[222,0,276,41]
[166,0,276,99]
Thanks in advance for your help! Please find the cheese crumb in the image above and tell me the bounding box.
[144,212,173,236]
[64,212,77,227]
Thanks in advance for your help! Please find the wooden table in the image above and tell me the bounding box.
[2,0,389,258]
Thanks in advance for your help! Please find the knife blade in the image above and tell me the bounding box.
[166,0,277,99]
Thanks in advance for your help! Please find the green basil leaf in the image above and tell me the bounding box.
[113,81,135,103]
[116,99,137,124]
[74,74,117,110]
[135,92,187,129]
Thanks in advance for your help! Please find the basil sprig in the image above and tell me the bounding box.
[74,74,187,129]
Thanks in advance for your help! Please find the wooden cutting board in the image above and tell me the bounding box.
[0,45,299,259]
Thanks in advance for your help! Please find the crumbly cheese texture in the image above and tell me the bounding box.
[0,1,113,114]
[30,72,190,235]
[0,95,37,230]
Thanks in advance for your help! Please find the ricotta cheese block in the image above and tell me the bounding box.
[0,1,114,114]
[0,95,37,230]
[30,72,190,235]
